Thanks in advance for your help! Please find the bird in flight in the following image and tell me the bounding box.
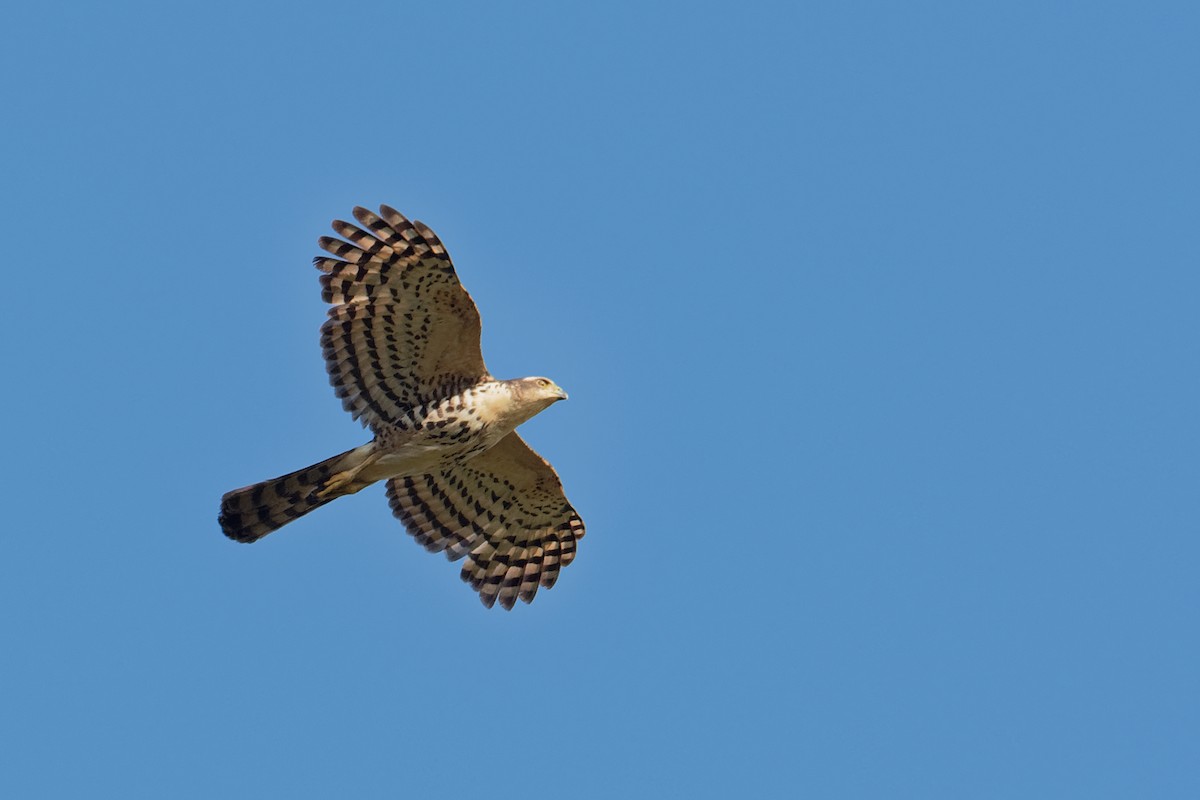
[219,205,584,609]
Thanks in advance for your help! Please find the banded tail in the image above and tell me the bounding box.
[219,443,379,542]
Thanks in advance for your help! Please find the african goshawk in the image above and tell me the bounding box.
[219,205,584,609]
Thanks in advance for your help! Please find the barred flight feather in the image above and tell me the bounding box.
[316,206,488,431]
[386,432,585,609]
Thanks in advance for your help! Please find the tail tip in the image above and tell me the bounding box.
[218,507,263,543]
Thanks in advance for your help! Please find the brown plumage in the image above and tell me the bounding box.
[219,205,584,609]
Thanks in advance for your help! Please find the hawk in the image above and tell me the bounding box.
[219,205,584,609]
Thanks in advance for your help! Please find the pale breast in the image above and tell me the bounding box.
[360,383,522,482]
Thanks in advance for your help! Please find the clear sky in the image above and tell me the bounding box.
[2,2,1197,797]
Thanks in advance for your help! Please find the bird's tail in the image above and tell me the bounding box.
[219,443,379,543]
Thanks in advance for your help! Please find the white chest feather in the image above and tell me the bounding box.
[360,384,522,482]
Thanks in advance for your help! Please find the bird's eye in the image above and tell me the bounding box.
[537,379,550,387]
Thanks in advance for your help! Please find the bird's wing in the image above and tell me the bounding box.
[386,432,586,609]
[316,205,490,430]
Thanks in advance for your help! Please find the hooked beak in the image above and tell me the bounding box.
[554,384,569,401]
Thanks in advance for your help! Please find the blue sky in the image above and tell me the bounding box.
[2,1,1198,797]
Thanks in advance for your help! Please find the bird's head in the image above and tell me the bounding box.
[490,377,567,430]
[494,377,568,429]
[514,376,568,405]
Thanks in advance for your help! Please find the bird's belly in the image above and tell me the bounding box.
[361,432,495,482]
[371,443,451,477]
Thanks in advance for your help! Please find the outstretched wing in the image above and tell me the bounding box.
[316,205,490,431]
[386,433,586,610]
